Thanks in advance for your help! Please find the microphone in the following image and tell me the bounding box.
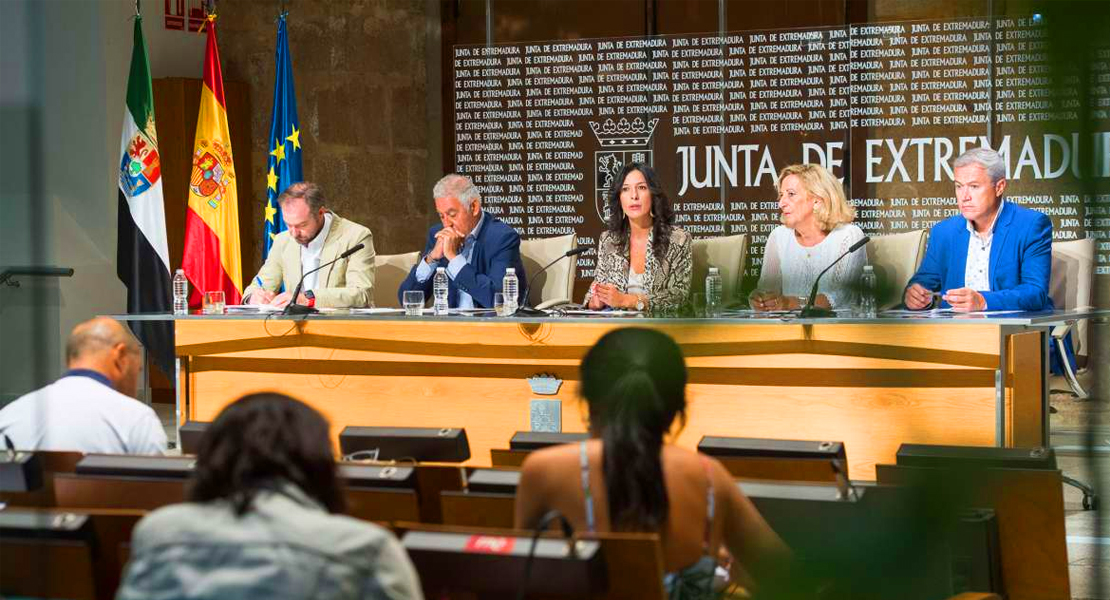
[515,246,586,317]
[284,243,365,315]
[798,236,869,318]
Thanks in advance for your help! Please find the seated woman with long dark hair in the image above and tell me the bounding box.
[116,393,423,600]
[584,163,692,312]
[515,328,789,598]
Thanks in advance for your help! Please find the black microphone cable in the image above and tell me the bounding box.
[516,509,575,600]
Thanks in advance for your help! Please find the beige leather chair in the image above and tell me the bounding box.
[865,230,928,310]
[372,251,420,308]
[519,233,577,309]
[690,234,748,302]
[1050,237,1095,397]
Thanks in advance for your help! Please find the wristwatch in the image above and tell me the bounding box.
[304,290,316,308]
[634,296,646,311]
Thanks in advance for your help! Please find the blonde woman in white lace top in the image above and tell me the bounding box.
[751,164,867,311]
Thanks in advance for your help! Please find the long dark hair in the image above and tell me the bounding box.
[581,328,687,531]
[189,392,345,516]
[606,163,675,264]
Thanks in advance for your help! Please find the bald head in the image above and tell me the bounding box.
[67,317,140,363]
[66,317,142,398]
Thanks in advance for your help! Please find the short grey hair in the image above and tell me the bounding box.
[66,317,140,363]
[278,181,326,212]
[432,174,481,209]
[953,147,1007,184]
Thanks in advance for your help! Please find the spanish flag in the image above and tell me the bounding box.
[182,15,242,306]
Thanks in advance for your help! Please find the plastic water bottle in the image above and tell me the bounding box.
[705,267,723,317]
[858,265,877,318]
[502,267,519,314]
[172,269,188,315]
[433,267,449,316]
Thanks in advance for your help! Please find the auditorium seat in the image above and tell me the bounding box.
[690,233,747,303]
[519,233,577,308]
[54,471,187,510]
[1050,237,1095,396]
[0,507,143,600]
[372,250,421,308]
[865,229,927,309]
[877,444,1068,600]
[397,521,668,600]
[697,436,847,483]
[0,450,83,508]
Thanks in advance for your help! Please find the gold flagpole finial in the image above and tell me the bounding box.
[197,0,217,34]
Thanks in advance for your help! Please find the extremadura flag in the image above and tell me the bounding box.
[117,13,173,376]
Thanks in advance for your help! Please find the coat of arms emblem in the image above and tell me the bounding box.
[190,140,234,209]
[119,133,162,197]
[590,117,659,222]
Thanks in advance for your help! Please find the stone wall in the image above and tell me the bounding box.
[217,0,441,260]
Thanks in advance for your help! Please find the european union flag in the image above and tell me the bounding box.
[263,12,302,259]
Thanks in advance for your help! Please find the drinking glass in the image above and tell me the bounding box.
[403,290,424,316]
[493,293,506,316]
[203,290,225,315]
[691,292,706,317]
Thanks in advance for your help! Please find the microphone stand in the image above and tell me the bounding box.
[798,236,870,318]
[515,248,585,317]
[283,243,365,316]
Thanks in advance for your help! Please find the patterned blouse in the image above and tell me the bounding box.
[584,227,693,312]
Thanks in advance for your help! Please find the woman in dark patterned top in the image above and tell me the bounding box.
[584,163,693,312]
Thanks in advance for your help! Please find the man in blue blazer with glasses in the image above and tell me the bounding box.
[904,147,1053,312]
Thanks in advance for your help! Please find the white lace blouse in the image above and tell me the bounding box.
[756,223,868,308]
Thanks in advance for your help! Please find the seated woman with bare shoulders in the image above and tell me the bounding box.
[515,328,790,598]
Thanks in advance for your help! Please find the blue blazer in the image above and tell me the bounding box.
[397,212,527,309]
[907,201,1053,311]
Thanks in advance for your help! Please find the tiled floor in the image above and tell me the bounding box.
[152,372,1110,599]
[1056,432,1110,600]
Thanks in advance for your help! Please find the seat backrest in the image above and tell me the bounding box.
[53,473,186,510]
[519,234,577,308]
[1050,238,1095,355]
[373,251,421,308]
[690,234,748,302]
[865,230,928,310]
[399,521,667,600]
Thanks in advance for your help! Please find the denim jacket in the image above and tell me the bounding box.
[116,481,423,600]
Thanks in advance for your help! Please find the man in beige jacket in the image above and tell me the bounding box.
[243,182,375,309]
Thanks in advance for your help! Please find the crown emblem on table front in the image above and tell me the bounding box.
[527,374,562,395]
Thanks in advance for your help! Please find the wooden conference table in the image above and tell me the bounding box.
[120,308,1105,480]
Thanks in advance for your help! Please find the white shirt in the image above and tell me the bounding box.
[415,211,487,309]
[627,266,647,296]
[300,211,334,292]
[964,199,1004,293]
[0,371,166,454]
[756,223,868,308]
